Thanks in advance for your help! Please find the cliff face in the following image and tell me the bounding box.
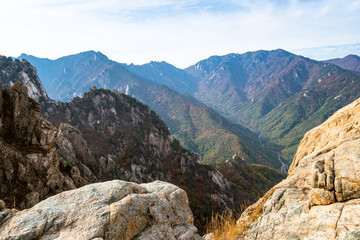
[236,97,360,239]
[0,83,87,209]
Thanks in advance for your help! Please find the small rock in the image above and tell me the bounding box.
[0,200,6,210]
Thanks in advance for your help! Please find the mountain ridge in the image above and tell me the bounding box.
[122,49,360,164]
[324,54,360,72]
[182,50,360,163]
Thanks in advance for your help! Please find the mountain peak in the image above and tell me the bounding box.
[324,53,360,72]
[18,53,32,59]
[344,54,360,60]
[76,50,109,61]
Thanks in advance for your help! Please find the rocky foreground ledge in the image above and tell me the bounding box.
[236,98,360,239]
[0,180,203,240]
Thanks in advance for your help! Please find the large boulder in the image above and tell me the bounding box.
[0,180,203,240]
[236,97,360,239]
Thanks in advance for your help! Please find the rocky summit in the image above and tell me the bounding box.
[236,97,360,239]
[0,180,203,240]
[0,56,49,102]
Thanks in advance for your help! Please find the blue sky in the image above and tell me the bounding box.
[1,0,359,67]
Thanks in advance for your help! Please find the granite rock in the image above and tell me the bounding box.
[236,98,360,239]
[0,180,203,240]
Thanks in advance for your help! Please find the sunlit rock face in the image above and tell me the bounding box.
[236,97,360,240]
[0,180,203,240]
[0,56,49,102]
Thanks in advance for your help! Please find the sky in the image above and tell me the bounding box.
[0,0,359,68]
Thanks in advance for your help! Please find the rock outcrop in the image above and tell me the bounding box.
[0,56,49,102]
[0,180,203,239]
[236,97,360,239]
[0,82,87,210]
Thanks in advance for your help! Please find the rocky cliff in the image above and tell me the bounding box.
[0,56,49,102]
[0,180,203,239]
[0,82,87,210]
[236,97,360,239]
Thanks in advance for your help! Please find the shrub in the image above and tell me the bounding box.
[64,161,72,172]
[205,211,239,240]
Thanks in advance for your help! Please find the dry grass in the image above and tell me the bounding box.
[205,211,240,240]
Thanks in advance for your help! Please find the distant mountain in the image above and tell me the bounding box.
[124,61,198,94]
[19,51,277,168]
[184,49,360,163]
[185,49,319,121]
[18,51,147,102]
[324,54,360,72]
[128,49,360,164]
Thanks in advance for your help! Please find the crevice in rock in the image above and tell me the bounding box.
[334,203,345,238]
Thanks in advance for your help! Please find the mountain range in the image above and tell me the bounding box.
[18,52,277,168]
[117,50,360,164]
[18,50,360,167]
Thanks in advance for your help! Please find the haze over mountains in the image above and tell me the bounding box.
[19,50,360,167]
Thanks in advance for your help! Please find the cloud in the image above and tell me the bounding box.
[293,43,360,60]
[0,0,359,67]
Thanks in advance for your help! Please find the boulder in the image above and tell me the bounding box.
[0,180,203,240]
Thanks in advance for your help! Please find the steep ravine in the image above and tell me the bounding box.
[276,152,288,174]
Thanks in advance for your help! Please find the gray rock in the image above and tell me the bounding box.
[0,180,203,240]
